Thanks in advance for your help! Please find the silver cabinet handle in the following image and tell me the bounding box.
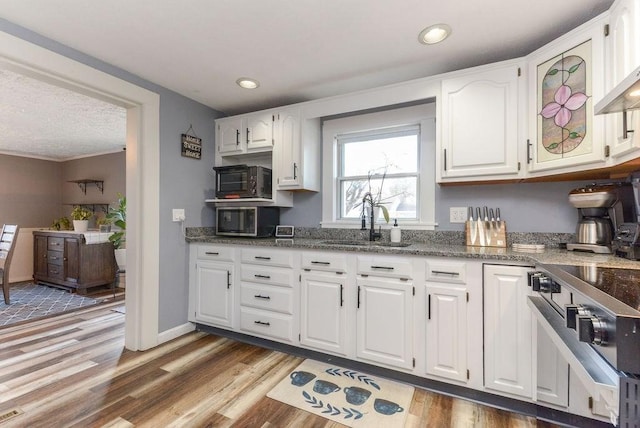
[255,256,271,261]
[254,294,271,300]
[205,251,219,255]
[371,265,394,270]
[254,320,270,326]
[254,274,271,279]
[431,270,460,276]
[311,261,330,265]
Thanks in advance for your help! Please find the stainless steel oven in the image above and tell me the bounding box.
[528,264,640,427]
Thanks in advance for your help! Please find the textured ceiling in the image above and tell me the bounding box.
[0,0,615,160]
[0,68,126,161]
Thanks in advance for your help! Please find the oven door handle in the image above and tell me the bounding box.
[527,296,619,416]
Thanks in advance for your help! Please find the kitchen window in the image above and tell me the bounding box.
[321,103,436,229]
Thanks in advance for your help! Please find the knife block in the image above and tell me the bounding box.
[465,220,506,248]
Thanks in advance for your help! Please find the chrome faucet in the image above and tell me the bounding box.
[361,192,382,241]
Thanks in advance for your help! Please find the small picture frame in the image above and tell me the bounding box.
[275,225,294,238]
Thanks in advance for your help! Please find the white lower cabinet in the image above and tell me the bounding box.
[300,270,349,356]
[193,259,234,329]
[356,276,414,371]
[425,284,468,382]
[238,248,297,345]
[483,264,534,399]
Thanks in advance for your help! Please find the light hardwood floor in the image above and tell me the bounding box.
[0,301,558,427]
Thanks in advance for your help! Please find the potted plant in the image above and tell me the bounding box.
[106,194,126,270]
[71,206,93,232]
[96,216,112,232]
[51,216,72,231]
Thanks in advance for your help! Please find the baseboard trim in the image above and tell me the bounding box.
[157,322,195,344]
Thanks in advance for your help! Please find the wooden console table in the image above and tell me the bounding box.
[33,230,117,294]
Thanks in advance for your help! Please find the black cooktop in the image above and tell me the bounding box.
[551,264,640,311]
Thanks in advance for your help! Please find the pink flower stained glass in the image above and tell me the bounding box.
[538,49,590,155]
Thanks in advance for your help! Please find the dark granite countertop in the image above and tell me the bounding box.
[185,234,640,270]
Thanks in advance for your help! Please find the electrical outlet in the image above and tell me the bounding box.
[172,209,185,222]
[449,207,467,223]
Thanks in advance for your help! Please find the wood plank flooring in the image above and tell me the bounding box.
[0,302,558,427]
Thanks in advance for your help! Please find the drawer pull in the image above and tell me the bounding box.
[371,265,394,270]
[254,294,271,300]
[205,251,219,255]
[254,320,270,326]
[431,270,460,276]
[255,256,271,261]
[311,261,330,265]
[50,256,58,260]
[254,274,271,279]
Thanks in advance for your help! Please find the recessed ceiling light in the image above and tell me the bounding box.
[630,89,640,97]
[418,24,452,45]
[236,77,260,89]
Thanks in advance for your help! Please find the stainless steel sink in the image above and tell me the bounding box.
[373,242,412,247]
[319,240,411,248]
[319,240,370,246]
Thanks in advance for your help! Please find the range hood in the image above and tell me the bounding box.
[595,65,640,114]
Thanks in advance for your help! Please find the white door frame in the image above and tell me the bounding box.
[0,31,160,350]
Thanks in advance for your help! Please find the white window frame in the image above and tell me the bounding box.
[321,104,436,229]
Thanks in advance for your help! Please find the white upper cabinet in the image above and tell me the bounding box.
[440,60,523,181]
[604,0,640,159]
[526,15,608,174]
[274,107,321,191]
[216,112,274,156]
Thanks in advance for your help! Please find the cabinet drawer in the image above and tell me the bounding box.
[241,265,294,287]
[239,307,294,343]
[301,252,347,272]
[47,237,64,251]
[425,260,467,284]
[197,245,234,262]
[47,264,64,280]
[240,283,293,314]
[357,255,412,279]
[47,251,64,266]
[241,248,293,267]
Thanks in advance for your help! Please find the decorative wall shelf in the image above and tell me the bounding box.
[64,203,110,213]
[68,179,104,194]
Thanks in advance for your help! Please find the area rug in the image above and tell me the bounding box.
[267,359,414,427]
[0,282,99,327]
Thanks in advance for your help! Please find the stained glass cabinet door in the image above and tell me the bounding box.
[527,15,607,173]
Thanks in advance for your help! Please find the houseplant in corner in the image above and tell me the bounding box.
[71,206,93,232]
[106,194,126,270]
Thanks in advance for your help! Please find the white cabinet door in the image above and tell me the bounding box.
[274,108,321,191]
[246,112,274,152]
[483,264,533,398]
[356,277,413,370]
[300,271,347,356]
[526,16,607,173]
[426,285,468,383]
[440,62,521,180]
[216,112,274,156]
[194,260,234,328]
[536,322,569,407]
[606,0,640,159]
[216,116,244,155]
[275,108,302,188]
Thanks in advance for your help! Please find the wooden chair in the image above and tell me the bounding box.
[0,224,19,305]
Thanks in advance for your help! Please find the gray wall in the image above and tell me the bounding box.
[62,151,126,226]
[0,19,222,333]
[281,176,588,233]
[0,154,62,227]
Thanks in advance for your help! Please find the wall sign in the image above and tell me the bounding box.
[181,133,202,159]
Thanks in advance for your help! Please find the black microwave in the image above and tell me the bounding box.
[215,207,280,237]
[213,165,272,199]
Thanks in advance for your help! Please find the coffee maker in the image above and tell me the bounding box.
[612,172,640,259]
[567,182,635,254]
